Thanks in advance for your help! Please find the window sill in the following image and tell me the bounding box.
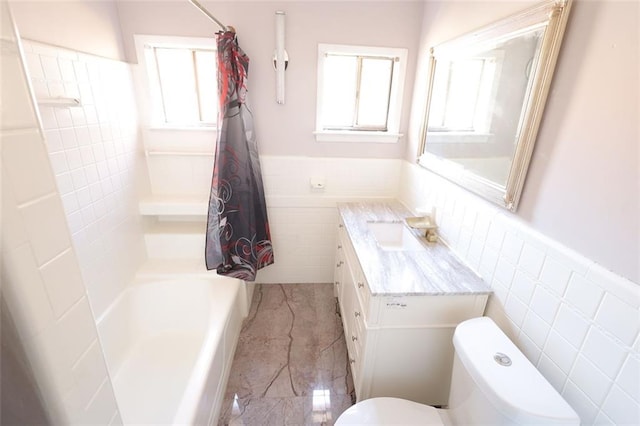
[314,130,402,143]
[425,132,492,144]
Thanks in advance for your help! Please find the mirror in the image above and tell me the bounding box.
[419,0,572,211]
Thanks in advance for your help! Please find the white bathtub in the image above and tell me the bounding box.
[96,276,246,425]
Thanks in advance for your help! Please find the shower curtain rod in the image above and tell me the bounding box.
[188,0,229,32]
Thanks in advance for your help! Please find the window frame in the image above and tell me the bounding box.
[315,44,408,143]
[426,50,504,142]
[134,35,218,131]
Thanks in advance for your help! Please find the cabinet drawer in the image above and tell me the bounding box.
[346,312,365,353]
[352,301,366,339]
[334,245,345,299]
[347,341,360,385]
[353,277,371,320]
[377,294,488,326]
[341,233,359,273]
[346,326,364,387]
[341,234,375,321]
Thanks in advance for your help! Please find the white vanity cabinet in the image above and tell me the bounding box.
[335,206,490,406]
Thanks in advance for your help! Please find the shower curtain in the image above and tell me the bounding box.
[205,31,274,281]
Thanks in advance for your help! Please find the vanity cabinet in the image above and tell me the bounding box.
[335,204,490,406]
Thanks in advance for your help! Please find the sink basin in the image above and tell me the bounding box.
[367,221,425,251]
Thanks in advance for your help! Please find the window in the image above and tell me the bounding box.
[427,53,503,138]
[136,35,218,128]
[315,44,407,143]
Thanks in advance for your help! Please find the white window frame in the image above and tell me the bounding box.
[134,34,218,131]
[426,50,504,144]
[314,44,407,143]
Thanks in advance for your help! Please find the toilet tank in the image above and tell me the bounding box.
[447,317,580,425]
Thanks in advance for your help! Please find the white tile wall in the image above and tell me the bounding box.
[144,155,401,284]
[1,8,120,423]
[146,154,214,196]
[399,161,640,425]
[39,249,85,317]
[258,156,402,283]
[256,156,400,283]
[257,205,340,283]
[0,40,38,128]
[22,39,148,318]
[2,131,57,203]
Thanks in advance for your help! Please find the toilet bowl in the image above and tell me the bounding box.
[336,317,580,425]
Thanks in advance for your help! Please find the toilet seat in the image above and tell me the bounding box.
[336,397,444,425]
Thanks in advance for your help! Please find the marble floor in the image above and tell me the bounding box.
[218,283,355,425]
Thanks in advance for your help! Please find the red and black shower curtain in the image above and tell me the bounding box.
[205,31,274,281]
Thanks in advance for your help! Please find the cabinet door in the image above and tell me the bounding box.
[334,237,345,299]
[342,270,363,387]
[368,327,455,405]
[341,232,376,322]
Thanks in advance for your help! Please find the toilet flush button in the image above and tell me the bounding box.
[494,352,512,366]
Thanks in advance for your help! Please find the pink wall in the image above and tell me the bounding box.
[408,0,639,283]
[116,1,423,159]
[520,0,638,283]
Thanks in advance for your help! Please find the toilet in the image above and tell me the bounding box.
[336,317,580,425]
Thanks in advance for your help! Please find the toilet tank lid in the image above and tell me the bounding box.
[453,317,580,424]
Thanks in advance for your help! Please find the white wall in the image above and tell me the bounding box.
[117,0,423,159]
[407,0,639,283]
[22,39,148,318]
[9,0,126,61]
[0,2,121,423]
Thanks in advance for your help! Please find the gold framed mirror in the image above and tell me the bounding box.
[418,0,572,211]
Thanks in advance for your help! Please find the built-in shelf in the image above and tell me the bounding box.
[37,97,82,107]
[139,195,208,216]
[138,195,398,217]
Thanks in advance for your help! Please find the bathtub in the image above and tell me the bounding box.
[96,276,246,425]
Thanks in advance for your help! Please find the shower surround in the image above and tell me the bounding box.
[22,39,147,319]
[1,27,146,422]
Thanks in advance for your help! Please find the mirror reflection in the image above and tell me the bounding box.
[419,0,572,211]
[425,28,544,187]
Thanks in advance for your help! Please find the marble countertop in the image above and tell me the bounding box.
[338,201,492,296]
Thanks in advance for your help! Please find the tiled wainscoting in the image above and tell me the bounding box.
[142,155,402,283]
[257,156,401,284]
[22,40,147,319]
[400,162,639,425]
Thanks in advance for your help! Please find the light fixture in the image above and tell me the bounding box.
[274,11,287,104]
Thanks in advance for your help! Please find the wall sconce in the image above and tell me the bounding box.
[273,11,288,104]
